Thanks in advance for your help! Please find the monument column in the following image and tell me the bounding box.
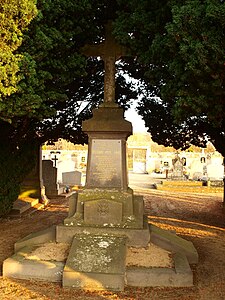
[83,106,132,190]
[63,21,144,229]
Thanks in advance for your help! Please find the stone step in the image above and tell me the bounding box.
[8,202,45,218]
[63,234,127,291]
[12,197,39,214]
[156,184,223,193]
[162,180,202,187]
[22,203,45,216]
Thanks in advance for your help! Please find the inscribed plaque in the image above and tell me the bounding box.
[84,199,123,225]
[88,139,122,188]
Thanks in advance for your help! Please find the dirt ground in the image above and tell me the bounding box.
[0,186,225,300]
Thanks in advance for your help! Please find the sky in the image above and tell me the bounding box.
[125,106,147,133]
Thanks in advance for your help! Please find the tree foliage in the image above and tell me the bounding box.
[0,0,139,214]
[114,0,225,156]
[0,120,38,216]
[1,0,225,214]
[1,0,137,139]
[0,0,37,98]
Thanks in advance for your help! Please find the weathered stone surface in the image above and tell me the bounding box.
[63,271,124,291]
[67,192,78,218]
[82,106,132,133]
[63,234,127,290]
[57,220,150,247]
[84,199,123,225]
[87,139,122,188]
[83,105,132,192]
[62,171,81,186]
[126,253,193,287]
[14,226,56,252]
[42,160,59,196]
[3,246,64,282]
[150,224,199,264]
[64,188,143,228]
[64,188,145,229]
[81,22,126,104]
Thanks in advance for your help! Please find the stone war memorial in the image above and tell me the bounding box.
[3,22,198,291]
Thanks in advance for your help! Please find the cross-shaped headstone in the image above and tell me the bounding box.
[81,21,126,104]
[50,151,60,167]
[51,155,58,167]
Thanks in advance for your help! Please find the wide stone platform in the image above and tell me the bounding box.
[3,223,197,289]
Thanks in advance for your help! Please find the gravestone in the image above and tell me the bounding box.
[189,160,203,180]
[62,171,81,186]
[171,154,185,180]
[192,172,203,181]
[42,160,59,197]
[57,156,75,182]
[60,21,148,288]
[207,163,223,180]
[63,104,143,228]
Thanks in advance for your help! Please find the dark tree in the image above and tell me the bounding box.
[114,0,225,156]
[0,0,138,215]
[1,0,225,214]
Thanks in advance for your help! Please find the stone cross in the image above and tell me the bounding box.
[51,155,58,167]
[81,21,126,104]
[50,151,60,167]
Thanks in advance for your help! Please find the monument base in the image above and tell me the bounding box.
[57,218,150,247]
[2,222,197,291]
[64,188,144,230]
[2,103,198,291]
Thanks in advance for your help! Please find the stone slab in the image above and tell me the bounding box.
[3,246,64,282]
[63,234,127,291]
[133,195,144,228]
[62,171,82,186]
[68,192,78,218]
[12,198,39,214]
[42,160,59,196]
[126,252,193,287]
[56,219,150,247]
[14,225,56,252]
[149,224,198,264]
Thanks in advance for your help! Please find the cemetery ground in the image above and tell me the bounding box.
[0,174,225,299]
